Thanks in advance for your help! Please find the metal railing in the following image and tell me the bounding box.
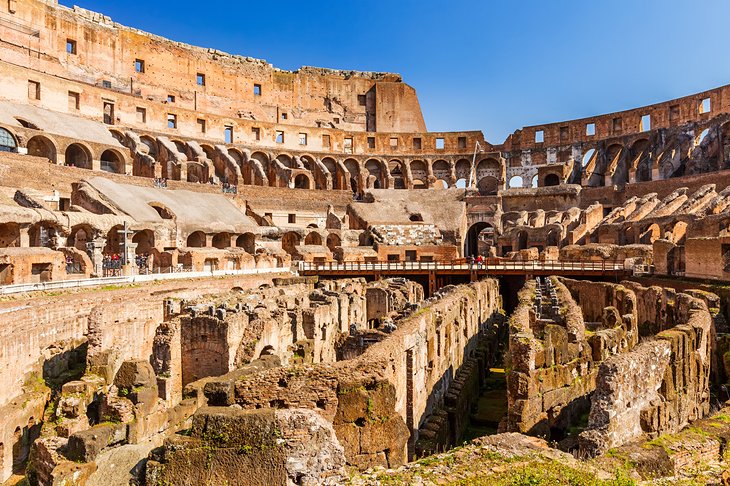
[0,267,292,295]
[298,259,629,273]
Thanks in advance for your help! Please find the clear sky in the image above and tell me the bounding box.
[62,0,730,144]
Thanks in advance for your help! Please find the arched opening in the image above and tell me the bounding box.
[0,127,18,153]
[517,230,528,251]
[434,179,448,189]
[365,159,384,189]
[26,135,56,163]
[531,175,538,188]
[67,225,94,252]
[282,232,300,255]
[276,154,294,169]
[103,224,124,255]
[508,176,524,189]
[149,203,174,220]
[455,159,471,182]
[582,148,596,167]
[132,230,155,254]
[410,160,428,187]
[465,222,494,257]
[140,136,158,159]
[304,232,322,245]
[65,143,92,169]
[186,231,207,248]
[477,176,499,195]
[546,229,561,247]
[100,149,124,174]
[344,159,360,194]
[639,224,661,244]
[455,178,467,189]
[322,157,340,190]
[236,233,256,254]
[326,233,341,252]
[432,160,450,182]
[0,223,20,248]
[544,173,560,186]
[212,232,231,249]
[294,174,311,189]
[389,160,405,189]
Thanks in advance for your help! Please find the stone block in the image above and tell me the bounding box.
[66,423,128,462]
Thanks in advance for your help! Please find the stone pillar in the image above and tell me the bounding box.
[92,159,101,172]
[87,238,106,277]
[19,224,31,247]
[124,242,138,273]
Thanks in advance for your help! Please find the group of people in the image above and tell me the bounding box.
[467,254,487,269]
[102,253,123,276]
[153,177,168,188]
[101,253,152,276]
[221,182,238,194]
[135,253,151,274]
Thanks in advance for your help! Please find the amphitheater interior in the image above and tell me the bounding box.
[4,1,730,485]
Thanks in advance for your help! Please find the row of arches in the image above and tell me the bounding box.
[22,132,127,174]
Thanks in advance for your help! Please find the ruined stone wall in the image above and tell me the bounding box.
[0,0,426,134]
[578,284,714,455]
[506,277,638,439]
[0,273,285,409]
[200,280,502,468]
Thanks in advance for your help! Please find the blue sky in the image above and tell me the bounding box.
[64,0,730,144]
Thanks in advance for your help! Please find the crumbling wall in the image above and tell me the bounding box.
[198,280,502,468]
[579,286,714,455]
[506,277,637,440]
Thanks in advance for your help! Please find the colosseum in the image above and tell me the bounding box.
[1,1,730,485]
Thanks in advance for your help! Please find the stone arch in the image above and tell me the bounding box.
[508,176,524,189]
[187,231,207,248]
[544,173,560,186]
[546,228,561,247]
[517,230,528,250]
[0,127,18,153]
[103,224,125,255]
[282,231,300,255]
[65,143,93,169]
[304,232,322,245]
[344,159,361,194]
[531,175,538,188]
[432,159,450,183]
[477,176,499,195]
[140,136,158,159]
[276,153,294,169]
[172,140,189,159]
[26,135,57,163]
[132,229,155,254]
[389,160,406,189]
[236,233,256,254]
[455,159,471,182]
[294,173,311,189]
[322,157,342,190]
[410,160,429,187]
[365,158,385,189]
[212,232,231,249]
[67,224,95,251]
[465,222,494,257]
[326,233,341,252]
[100,149,125,174]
